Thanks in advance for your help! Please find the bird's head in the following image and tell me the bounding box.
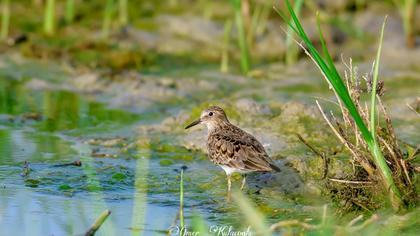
[185,106,229,131]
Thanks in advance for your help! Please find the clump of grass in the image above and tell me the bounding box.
[1,0,10,40]
[43,0,55,36]
[275,0,417,209]
[319,54,417,211]
[393,0,417,48]
[230,0,251,75]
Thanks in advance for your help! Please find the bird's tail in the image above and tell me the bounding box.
[270,163,281,172]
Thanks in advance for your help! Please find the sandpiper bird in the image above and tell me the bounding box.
[185,106,279,194]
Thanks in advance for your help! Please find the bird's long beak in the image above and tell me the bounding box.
[185,119,201,129]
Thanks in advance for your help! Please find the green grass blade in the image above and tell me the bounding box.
[272,6,298,33]
[278,0,402,208]
[314,11,373,143]
[221,19,232,73]
[315,13,339,81]
[65,0,75,24]
[370,16,387,137]
[118,0,128,26]
[179,168,184,229]
[233,191,270,236]
[102,0,114,39]
[285,0,304,65]
[368,16,402,206]
[231,0,250,74]
[1,0,10,40]
[280,0,373,144]
[43,0,55,36]
[191,213,208,235]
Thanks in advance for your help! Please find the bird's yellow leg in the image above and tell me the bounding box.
[227,174,232,201]
[240,174,247,191]
[227,174,232,192]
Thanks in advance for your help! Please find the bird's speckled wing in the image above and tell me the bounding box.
[207,126,278,172]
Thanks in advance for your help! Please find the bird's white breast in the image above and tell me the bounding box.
[220,165,250,175]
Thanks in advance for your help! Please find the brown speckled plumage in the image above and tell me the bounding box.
[207,120,279,172]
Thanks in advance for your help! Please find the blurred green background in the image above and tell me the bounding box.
[0,1,419,236]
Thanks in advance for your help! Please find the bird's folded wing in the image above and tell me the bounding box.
[209,133,274,171]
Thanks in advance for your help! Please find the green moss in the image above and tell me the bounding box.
[154,143,184,153]
[24,178,40,188]
[85,184,102,192]
[250,93,266,102]
[58,184,72,190]
[171,154,193,161]
[111,172,127,181]
[133,20,158,31]
[135,138,151,149]
[159,159,174,166]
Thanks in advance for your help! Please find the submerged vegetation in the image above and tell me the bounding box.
[0,0,418,235]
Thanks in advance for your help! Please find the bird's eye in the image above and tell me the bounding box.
[208,112,213,116]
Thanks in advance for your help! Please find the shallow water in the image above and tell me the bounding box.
[0,59,418,235]
[0,78,258,235]
[0,78,181,235]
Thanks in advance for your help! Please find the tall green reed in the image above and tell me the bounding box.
[230,0,250,75]
[65,0,75,24]
[247,2,263,47]
[1,0,10,40]
[43,0,55,36]
[370,17,387,144]
[393,0,417,48]
[221,19,232,73]
[118,0,128,27]
[102,0,115,38]
[246,1,271,48]
[275,0,402,208]
[285,0,303,65]
[179,167,185,229]
[254,2,271,37]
